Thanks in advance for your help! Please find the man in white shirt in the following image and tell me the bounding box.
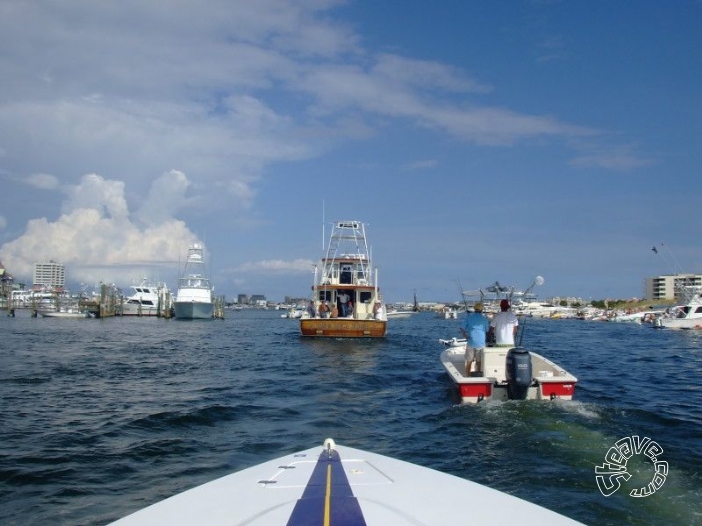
[489,299,519,346]
[337,291,350,316]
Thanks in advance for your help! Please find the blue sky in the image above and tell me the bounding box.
[0,1,700,303]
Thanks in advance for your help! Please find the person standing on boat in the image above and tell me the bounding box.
[489,299,519,346]
[337,291,350,316]
[373,301,385,320]
[306,301,316,318]
[460,302,489,376]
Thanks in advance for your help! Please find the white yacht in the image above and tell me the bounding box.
[653,285,702,329]
[121,280,170,316]
[173,244,214,320]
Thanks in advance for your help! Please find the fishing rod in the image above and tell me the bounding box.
[456,278,469,312]
[517,275,544,347]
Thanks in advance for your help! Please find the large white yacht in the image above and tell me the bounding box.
[173,244,214,320]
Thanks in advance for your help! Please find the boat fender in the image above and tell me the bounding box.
[506,347,532,400]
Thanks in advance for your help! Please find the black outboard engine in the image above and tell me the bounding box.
[506,347,532,400]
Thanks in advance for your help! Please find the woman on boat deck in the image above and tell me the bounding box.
[318,300,331,318]
[460,302,489,376]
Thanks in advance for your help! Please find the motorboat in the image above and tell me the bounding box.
[108,437,584,525]
[386,292,420,319]
[300,221,386,337]
[435,306,460,319]
[39,308,92,319]
[652,285,702,329]
[281,308,304,319]
[173,244,214,320]
[439,338,577,404]
[121,279,170,316]
[386,309,417,319]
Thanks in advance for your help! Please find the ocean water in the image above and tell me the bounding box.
[0,309,701,525]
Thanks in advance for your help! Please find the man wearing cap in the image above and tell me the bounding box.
[489,299,519,346]
[460,303,489,376]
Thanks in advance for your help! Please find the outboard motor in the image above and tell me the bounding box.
[506,347,532,400]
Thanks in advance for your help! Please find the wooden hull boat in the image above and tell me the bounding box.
[440,339,577,404]
[300,318,386,337]
[109,438,584,525]
[301,221,386,338]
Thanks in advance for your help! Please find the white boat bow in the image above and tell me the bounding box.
[109,438,583,525]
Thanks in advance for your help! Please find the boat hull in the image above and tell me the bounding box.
[108,438,584,525]
[121,305,160,316]
[300,318,387,337]
[440,345,577,404]
[653,317,702,329]
[173,301,213,319]
[40,311,90,319]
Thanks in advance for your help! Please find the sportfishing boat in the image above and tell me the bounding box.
[300,220,386,337]
[652,285,702,329]
[439,338,577,404]
[173,244,214,320]
[108,437,584,525]
[121,279,170,316]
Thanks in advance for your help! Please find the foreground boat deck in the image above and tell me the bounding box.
[109,439,584,525]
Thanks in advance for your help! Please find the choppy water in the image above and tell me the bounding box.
[1,309,701,525]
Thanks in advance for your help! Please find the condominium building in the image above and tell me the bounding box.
[33,261,66,289]
[645,273,702,301]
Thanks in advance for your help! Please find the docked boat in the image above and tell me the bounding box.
[173,244,214,319]
[121,279,170,316]
[108,437,584,525]
[300,220,386,337]
[40,308,92,319]
[652,285,702,329]
[439,338,577,403]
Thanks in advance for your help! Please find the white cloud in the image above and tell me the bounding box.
[136,170,192,226]
[25,173,60,190]
[0,173,200,285]
[234,258,315,274]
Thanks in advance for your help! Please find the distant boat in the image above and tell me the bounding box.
[300,220,386,338]
[173,244,214,320]
[121,279,169,316]
[40,308,92,319]
[653,285,702,329]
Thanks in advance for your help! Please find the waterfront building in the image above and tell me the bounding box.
[33,261,66,289]
[645,273,702,301]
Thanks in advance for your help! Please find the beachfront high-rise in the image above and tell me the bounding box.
[33,261,66,289]
[645,273,702,301]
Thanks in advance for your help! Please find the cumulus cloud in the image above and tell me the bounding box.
[0,173,200,285]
